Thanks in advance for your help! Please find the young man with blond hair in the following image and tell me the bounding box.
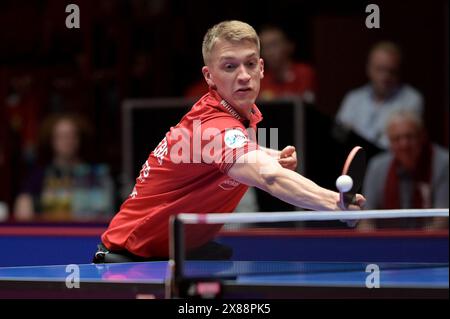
[95,20,365,263]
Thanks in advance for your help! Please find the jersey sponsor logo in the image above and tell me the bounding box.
[224,129,248,149]
[218,178,240,190]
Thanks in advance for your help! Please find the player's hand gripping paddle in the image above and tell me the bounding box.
[338,146,366,209]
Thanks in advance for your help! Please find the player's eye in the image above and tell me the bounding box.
[246,61,256,67]
[224,64,236,70]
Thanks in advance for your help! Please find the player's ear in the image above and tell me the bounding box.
[202,66,216,89]
[259,58,264,79]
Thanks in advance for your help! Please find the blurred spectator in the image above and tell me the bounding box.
[5,73,44,166]
[336,41,424,149]
[258,25,317,104]
[13,114,115,222]
[2,72,47,208]
[358,110,448,230]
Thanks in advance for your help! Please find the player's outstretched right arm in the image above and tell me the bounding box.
[228,150,364,211]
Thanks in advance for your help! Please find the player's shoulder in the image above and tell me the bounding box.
[202,112,244,131]
[189,104,244,132]
[188,92,245,129]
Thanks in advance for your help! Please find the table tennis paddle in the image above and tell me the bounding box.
[339,146,366,209]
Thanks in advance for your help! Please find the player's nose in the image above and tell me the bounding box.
[237,65,251,82]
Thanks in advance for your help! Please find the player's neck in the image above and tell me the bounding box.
[234,104,254,120]
[219,95,252,121]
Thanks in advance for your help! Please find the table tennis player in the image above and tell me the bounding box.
[94,20,365,264]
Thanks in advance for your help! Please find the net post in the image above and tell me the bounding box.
[167,214,185,298]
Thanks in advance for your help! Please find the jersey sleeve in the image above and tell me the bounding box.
[195,117,259,173]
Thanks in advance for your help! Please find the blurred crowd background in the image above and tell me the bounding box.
[0,0,448,226]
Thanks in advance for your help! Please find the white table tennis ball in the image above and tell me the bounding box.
[336,175,353,193]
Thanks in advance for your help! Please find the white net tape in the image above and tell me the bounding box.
[178,209,449,224]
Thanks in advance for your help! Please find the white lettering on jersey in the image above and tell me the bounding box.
[153,137,168,165]
[130,186,138,199]
[137,160,151,183]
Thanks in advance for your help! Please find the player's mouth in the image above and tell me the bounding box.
[235,87,252,94]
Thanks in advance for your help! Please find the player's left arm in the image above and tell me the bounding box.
[259,145,297,171]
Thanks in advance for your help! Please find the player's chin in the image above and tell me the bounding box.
[235,90,257,99]
[233,97,256,109]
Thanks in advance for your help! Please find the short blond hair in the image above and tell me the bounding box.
[202,20,260,65]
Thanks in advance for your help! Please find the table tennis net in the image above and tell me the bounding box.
[181,260,448,279]
[170,209,448,277]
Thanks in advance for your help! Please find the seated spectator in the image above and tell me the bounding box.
[336,41,424,149]
[358,110,448,230]
[258,25,317,104]
[14,114,115,222]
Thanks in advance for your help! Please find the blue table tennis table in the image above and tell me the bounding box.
[0,261,447,298]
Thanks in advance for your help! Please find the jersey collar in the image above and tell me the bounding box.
[209,89,263,126]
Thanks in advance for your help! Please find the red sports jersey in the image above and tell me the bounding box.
[102,89,263,258]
